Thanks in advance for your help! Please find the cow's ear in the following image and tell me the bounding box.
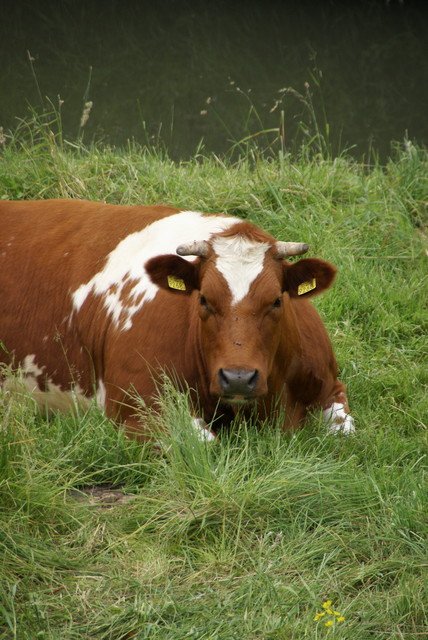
[145,255,199,295]
[283,258,337,298]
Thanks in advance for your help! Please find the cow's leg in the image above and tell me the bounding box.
[283,402,308,431]
[261,392,308,431]
[104,384,216,443]
[120,416,215,444]
[323,381,355,434]
[192,417,217,441]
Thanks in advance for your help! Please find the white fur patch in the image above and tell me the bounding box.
[22,354,44,377]
[323,403,355,434]
[192,417,216,442]
[72,211,239,330]
[2,364,92,415]
[213,235,270,305]
[36,379,91,413]
[96,379,106,409]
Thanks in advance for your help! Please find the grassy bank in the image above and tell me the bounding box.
[0,119,427,639]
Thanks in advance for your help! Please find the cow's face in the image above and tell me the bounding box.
[146,225,336,406]
[195,234,286,402]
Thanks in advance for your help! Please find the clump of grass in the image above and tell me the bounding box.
[198,71,336,162]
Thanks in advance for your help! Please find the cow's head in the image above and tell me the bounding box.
[146,222,336,405]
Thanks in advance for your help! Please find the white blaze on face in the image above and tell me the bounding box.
[71,211,240,330]
[213,235,270,305]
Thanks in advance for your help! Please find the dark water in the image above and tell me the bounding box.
[1,0,427,160]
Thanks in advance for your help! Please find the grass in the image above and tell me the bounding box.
[0,112,427,639]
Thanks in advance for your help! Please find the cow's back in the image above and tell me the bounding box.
[0,199,178,286]
[0,199,179,393]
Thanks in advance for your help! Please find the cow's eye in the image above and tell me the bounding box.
[200,294,211,312]
[272,297,282,309]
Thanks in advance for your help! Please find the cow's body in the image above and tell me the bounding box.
[0,199,354,438]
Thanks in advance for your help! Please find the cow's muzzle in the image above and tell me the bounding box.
[218,368,259,401]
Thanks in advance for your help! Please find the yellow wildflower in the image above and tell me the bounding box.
[315,600,345,627]
[314,612,326,621]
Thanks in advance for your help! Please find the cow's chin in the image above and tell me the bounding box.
[220,394,257,407]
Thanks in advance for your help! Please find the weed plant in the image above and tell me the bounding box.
[0,109,427,639]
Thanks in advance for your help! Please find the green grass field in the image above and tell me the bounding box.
[0,114,427,639]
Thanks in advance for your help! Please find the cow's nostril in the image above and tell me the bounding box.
[218,368,230,389]
[247,369,259,390]
[218,368,259,396]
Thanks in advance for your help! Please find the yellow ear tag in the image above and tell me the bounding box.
[167,275,186,291]
[298,278,316,295]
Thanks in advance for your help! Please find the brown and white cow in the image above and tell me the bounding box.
[0,199,354,440]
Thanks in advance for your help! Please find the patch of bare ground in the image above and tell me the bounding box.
[69,484,136,509]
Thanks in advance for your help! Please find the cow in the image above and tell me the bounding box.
[0,199,354,440]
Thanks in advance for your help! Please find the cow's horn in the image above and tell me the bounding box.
[275,241,309,258]
[176,240,210,257]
